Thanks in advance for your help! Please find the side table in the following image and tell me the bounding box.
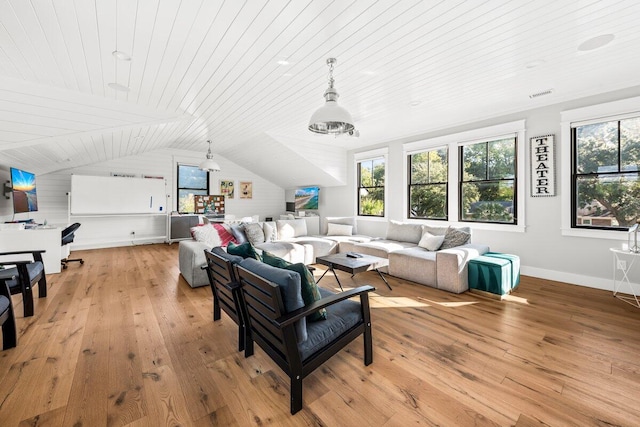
[610,248,640,308]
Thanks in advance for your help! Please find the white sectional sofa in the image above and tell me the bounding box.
[178,216,488,294]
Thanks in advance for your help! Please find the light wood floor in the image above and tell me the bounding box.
[1,244,639,426]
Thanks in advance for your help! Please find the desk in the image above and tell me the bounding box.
[0,227,62,274]
[610,248,640,308]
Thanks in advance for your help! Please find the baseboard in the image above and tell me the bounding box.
[521,265,640,293]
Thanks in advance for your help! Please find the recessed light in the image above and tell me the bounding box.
[361,70,376,76]
[525,60,545,69]
[108,82,130,92]
[577,34,615,52]
[277,59,289,66]
[112,50,132,61]
[409,100,422,107]
[282,73,292,77]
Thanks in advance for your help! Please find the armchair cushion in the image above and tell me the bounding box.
[239,258,307,343]
[3,262,45,289]
[211,246,244,264]
[298,288,362,361]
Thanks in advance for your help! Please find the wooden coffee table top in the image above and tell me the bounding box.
[315,252,389,275]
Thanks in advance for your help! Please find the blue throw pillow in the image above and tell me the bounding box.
[227,241,261,261]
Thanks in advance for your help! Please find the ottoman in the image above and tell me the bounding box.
[468,255,512,296]
[485,252,520,289]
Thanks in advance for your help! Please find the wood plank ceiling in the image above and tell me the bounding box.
[0,0,639,187]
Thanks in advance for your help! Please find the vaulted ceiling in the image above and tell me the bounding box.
[1,0,639,188]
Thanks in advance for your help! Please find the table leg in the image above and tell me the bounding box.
[376,269,392,290]
[316,264,343,291]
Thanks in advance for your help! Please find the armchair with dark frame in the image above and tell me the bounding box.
[235,259,374,414]
[61,223,84,269]
[0,273,18,349]
[0,250,47,317]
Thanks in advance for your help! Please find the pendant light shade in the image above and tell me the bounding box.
[199,140,221,172]
[308,58,354,135]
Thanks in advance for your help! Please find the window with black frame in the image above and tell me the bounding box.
[460,137,517,224]
[177,164,209,213]
[357,157,385,217]
[572,116,640,229]
[408,147,448,220]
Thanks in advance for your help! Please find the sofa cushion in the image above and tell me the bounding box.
[327,223,353,236]
[276,219,307,239]
[191,224,222,247]
[440,226,471,249]
[299,288,362,361]
[388,247,438,288]
[230,224,248,244]
[227,242,262,261]
[418,230,445,251]
[284,236,338,260]
[352,239,418,262]
[244,222,265,245]
[386,220,423,244]
[254,241,306,264]
[239,258,307,343]
[263,221,277,242]
[325,216,358,234]
[421,224,448,236]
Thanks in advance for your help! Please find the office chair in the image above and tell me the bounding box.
[61,223,84,269]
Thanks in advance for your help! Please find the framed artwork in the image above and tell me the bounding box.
[220,180,234,199]
[240,181,252,199]
[530,134,555,197]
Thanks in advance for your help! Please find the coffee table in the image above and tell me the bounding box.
[315,252,392,291]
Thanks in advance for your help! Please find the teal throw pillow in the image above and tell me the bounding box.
[227,241,262,261]
[283,263,327,322]
[262,251,290,269]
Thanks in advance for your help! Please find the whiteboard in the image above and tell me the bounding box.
[71,175,167,214]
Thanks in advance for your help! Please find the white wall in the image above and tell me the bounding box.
[0,148,285,249]
[324,86,640,291]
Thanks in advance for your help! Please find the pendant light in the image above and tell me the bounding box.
[199,140,221,172]
[308,58,354,135]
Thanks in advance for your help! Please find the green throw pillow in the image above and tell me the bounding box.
[284,263,327,322]
[227,241,262,261]
[262,251,290,269]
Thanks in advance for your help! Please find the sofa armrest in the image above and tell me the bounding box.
[178,240,211,288]
[436,243,489,293]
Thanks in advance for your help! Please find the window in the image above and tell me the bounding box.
[459,137,517,224]
[572,116,640,230]
[407,147,448,220]
[177,164,209,213]
[357,157,385,217]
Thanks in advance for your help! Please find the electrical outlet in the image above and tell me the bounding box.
[617,260,627,270]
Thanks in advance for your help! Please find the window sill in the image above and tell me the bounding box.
[561,227,626,241]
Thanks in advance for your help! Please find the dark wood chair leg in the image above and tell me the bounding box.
[213,296,221,321]
[290,374,303,414]
[361,294,373,366]
[2,312,17,349]
[18,266,34,317]
[244,338,254,358]
[38,275,47,298]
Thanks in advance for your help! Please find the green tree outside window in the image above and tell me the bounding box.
[408,148,448,219]
[358,158,385,216]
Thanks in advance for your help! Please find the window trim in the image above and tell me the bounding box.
[406,146,449,221]
[355,148,388,218]
[176,163,209,213]
[403,120,526,232]
[561,96,640,240]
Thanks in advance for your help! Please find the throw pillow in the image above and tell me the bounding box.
[418,229,445,251]
[230,224,248,244]
[440,227,471,249]
[212,223,237,246]
[327,223,353,236]
[276,219,307,239]
[262,251,290,269]
[325,216,358,234]
[191,224,222,247]
[244,222,265,245]
[283,263,327,322]
[263,221,277,242]
[386,220,423,244]
[227,241,262,261]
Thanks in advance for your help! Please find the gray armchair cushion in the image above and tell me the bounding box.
[239,258,307,343]
[299,288,362,361]
[3,262,44,288]
[211,246,244,264]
